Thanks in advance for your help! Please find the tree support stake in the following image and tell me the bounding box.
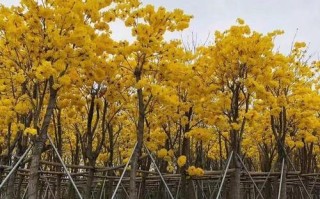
[144,143,175,199]
[0,145,32,190]
[215,151,233,199]
[48,133,83,199]
[111,142,137,199]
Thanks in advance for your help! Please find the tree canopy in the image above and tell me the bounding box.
[0,1,320,199]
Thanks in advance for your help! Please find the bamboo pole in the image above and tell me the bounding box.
[144,143,175,199]
[111,142,137,199]
[216,151,233,199]
[277,158,285,199]
[0,145,32,190]
[48,134,83,199]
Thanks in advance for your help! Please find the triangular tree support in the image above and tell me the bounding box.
[143,143,175,199]
[0,144,33,190]
[40,167,56,198]
[215,151,265,199]
[235,152,264,199]
[47,133,83,199]
[215,151,233,199]
[0,144,55,199]
[111,142,137,199]
[278,140,312,199]
[277,158,285,199]
[111,143,175,199]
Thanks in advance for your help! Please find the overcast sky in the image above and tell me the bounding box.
[1,0,320,58]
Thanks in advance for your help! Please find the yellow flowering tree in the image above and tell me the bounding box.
[0,0,135,198]
[111,4,192,198]
[197,19,283,199]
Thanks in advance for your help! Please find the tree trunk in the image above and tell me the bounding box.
[180,136,196,199]
[129,65,145,199]
[139,157,151,199]
[106,124,115,199]
[56,174,62,199]
[27,77,57,199]
[228,128,241,199]
[228,157,241,199]
[129,139,143,199]
[106,171,114,199]
[27,140,45,199]
[84,167,95,199]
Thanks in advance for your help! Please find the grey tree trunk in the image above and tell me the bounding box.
[28,140,45,199]
[129,87,144,199]
[84,167,95,199]
[129,65,145,199]
[180,107,196,199]
[229,167,241,199]
[27,78,57,199]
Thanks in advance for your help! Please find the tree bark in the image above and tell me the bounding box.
[84,167,95,199]
[129,86,144,199]
[129,65,145,199]
[27,77,57,199]
[228,156,241,199]
[180,107,196,199]
[139,157,151,199]
[28,140,45,199]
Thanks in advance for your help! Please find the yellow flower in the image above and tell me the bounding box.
[294,42,306,49]
[231,123,241,131]
[58,75,71,86]
[0,85,6,92]
[163,155,171,162]
[167,164,174,173]
[146,142,157,152]
[168,149,174,157]
[24,128,37,135]
[123,157,129,164]
[14,73,26,84]
[305,135,317,143]
[195,168,204,176]
[15,99,32,114]
[157,148,167,158]
[295,141,304,148]
[237,18,245,25]
[177,155,187,167]
[187,166,204,176]
[97,153,109,162]
[187,166,196,175]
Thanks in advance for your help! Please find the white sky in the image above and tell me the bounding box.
[1,0,320,59]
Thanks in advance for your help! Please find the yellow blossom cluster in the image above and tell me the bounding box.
[14,95,32,115]
[1,1,320,194]
[157,148,168,158]
[97,152,109,164]
[146,129,167,152]
[187,166,204,176]
[185,128,212,142]
[177,155,187,167]
[24,128,37,135]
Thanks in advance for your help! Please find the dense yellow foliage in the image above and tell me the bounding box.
[0,0,320,180]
